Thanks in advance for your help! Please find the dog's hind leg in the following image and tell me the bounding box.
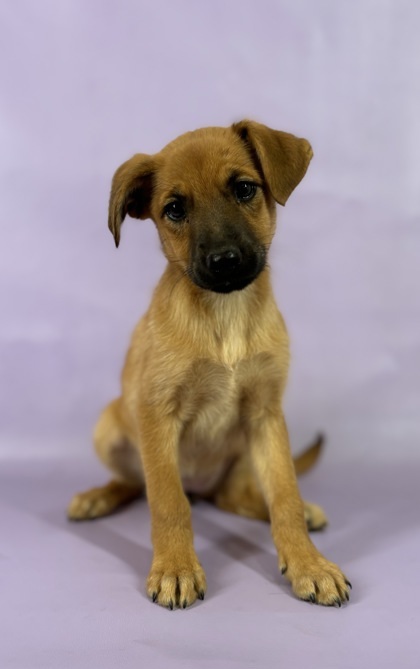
[67,398,144,520]
[213,454,270,521]
[213,453,327,531]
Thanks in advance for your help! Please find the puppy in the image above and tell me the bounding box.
[68,121,351,609]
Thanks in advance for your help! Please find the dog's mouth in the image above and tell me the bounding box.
[190,251,266,294]
[192,274,257,294]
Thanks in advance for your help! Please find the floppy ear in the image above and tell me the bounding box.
[108,154,155,247]
[233,120,313,206]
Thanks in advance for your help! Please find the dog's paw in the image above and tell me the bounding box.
[67,489,116,520]
[147,558,207,609]
[67,481,141,520]
[280,552,351,606]
[303,501,328,531]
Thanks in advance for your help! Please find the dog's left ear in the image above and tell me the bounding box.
[233,120,313,206]
[108,154,155,247]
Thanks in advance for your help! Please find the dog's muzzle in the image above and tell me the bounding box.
[191,244,266,294]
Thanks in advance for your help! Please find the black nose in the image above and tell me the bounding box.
[206,247,242,274]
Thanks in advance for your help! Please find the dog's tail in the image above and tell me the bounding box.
[293,433,325,476]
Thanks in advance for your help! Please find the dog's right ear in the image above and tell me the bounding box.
[108,154,155,247]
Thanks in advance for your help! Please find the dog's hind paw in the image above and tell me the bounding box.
[303,501,328,531]
[67,480,142,520]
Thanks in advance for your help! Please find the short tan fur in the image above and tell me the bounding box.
[68,121,350,609]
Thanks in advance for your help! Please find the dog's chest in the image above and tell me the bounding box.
[180,358,242,438]
[177,352,282,491]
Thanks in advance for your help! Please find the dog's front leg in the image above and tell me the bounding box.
[138,414,206,609]
[251,413,350,606]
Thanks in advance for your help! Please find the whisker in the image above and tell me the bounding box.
[166,257,186,267]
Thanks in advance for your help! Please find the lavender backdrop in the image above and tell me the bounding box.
[1,0,419,461]
[1,3,420,669]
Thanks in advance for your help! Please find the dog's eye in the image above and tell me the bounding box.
[164,200,186,222]
[234,181,257,202]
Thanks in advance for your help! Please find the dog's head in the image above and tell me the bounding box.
[108,121,312,294]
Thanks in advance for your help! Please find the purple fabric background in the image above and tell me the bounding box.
[1,1,419,667]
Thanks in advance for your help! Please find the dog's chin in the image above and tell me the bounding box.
[190,270,263,294]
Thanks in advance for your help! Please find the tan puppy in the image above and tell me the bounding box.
[68,121,351,609]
